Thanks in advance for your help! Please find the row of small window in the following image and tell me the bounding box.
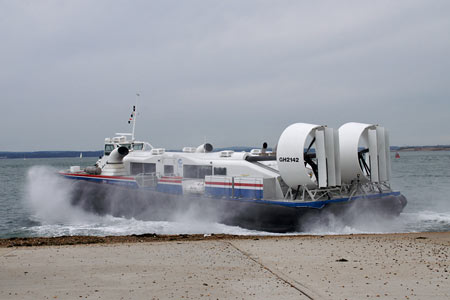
[130,163,227,178]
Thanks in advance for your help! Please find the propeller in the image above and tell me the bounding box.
[303,137,318,180]
[358,148,371,176]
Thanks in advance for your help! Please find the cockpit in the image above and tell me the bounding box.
[104,142,147,155]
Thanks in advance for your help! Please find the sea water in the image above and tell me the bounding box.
[0,152,449,238]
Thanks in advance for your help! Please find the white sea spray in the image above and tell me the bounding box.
[23,165,260,236]
[25,166,107,227]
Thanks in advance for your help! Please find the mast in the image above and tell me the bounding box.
[132,93,140,141]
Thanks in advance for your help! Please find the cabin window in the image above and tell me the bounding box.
[104,144,115,155]
[130,162,156,175]
[121,143,132,150]
[183,165,212,179]
[214,167,227,176]
[164,165,174,175]
[133,143,143,150]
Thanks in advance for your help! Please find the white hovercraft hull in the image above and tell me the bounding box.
[60,120,407,232]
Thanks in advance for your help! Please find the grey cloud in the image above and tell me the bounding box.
[1,0,449,151]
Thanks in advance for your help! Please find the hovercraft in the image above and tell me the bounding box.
[61,107,407,232]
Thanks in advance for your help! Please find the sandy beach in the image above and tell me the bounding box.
[1,232,449,300]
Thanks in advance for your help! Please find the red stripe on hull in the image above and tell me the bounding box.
[159,180,182,184]
[205,182,263,188]
[60,172,135,181]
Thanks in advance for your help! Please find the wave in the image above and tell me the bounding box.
[25,216,267,237]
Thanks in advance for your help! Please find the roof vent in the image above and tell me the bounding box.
[151,148,165,155]
[182,147,197,153]
[250,149,261,156]
[220,150,234,157]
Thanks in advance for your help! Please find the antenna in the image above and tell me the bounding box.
[132,92,140,141]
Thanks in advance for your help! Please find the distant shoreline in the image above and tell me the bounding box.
[395,146,450,152]
[0,151,103,159]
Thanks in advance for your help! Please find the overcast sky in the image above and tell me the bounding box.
[1,0,449,151]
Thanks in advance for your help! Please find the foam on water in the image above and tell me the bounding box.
[397,211,450,232]
[25,216,263,237]
[300,211,450,235]
[25,210,450,237]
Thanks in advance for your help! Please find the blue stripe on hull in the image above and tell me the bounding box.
[205,187,232,198]
[205,187,263,199]
[235,189,263,199]
[156,184,182,195]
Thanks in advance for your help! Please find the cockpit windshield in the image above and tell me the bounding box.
[133,143,144,150]
[105,142,144,155]
[104,144,115,155]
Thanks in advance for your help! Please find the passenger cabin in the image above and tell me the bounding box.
[92,122,393,203]
[118,147,283,200]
